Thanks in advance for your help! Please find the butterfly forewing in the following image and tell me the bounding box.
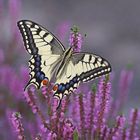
[17,20,65,90]
[17,20,65,55]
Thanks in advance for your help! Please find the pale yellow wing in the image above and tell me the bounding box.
[17,20,65,90]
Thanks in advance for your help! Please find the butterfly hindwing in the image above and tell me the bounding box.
[53,53,111,102]
[17,20,65,90]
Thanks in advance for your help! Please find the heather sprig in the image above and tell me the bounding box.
[11,112,25,140]
[108,115,126,139]
[78,93,86,139]
[116,69,133,114]
[69,25,82,52]
[23,88,50,132]
[128,108,139,139]
[87,90,96,139]
[94,76,112,138]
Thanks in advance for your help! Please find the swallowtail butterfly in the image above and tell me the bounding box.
[17,20,112,108]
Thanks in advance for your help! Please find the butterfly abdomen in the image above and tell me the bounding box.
[55,47,73,78]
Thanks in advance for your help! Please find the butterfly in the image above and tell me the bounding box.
[17,20,112,108]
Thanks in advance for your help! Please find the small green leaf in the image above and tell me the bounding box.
[104,74,110,83]
[73,130,79,140]
[71,25,79,34]
[92,83,97,93]
[47,106,51,116]
[14,112,22,118]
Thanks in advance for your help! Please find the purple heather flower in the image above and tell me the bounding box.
[86,90,96,139]
[9,0,21,42]
[41,86,49,99]
[61,96,69,111]
[41,85,53,115]
[19,66,29,85]
[83,91,92,130]
[111,115,126,139]
[119,69,133,90]
[40,122,48,133]
[95,77,111,132]
[49,98,59,132]
[11,112,25,140]
[69,26,82,52]
[127,108,139,140]
[62,118,75,139]
[70,93,80,126]
[51,98,59,114]
[23,89,38,114]
[47,131,57,140]
[34,133,42,140]
[0,66,11,86]
[78,94,86,139]
[26,121,40,139]
[56,21,70,41]
[23,88,50,132]
[0,65,25,99]
[116,69,133,114]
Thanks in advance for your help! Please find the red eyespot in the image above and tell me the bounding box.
[42,78,49,85]
[53,84,58,91]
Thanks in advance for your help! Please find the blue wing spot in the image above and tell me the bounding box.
[34,67,40,72]
[66,83,70,89]
[36,72,40,78]
[40,73,45,80]
[58,84,63,91]
[73,77,77,82]
[70,80,74,86]
[61,86,65,92]
[35,61,40,66]
[32,47,38,55]
[30,43,36,50]
[35,56,41,61]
